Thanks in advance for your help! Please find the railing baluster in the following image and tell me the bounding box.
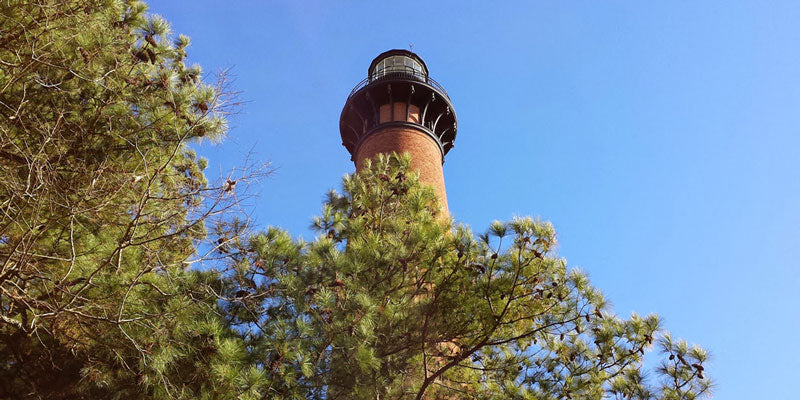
[348,72,449,99]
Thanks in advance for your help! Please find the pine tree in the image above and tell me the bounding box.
[221,154,713,400]
[0,1,263,398]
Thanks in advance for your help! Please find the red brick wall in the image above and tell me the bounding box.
[355,125,449,216]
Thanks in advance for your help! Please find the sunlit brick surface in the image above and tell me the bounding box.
[355,125,448,215]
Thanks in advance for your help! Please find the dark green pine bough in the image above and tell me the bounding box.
[0,1,712,399]
[1,0,251,398]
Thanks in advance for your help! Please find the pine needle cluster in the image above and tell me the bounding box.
[1,1,259,398]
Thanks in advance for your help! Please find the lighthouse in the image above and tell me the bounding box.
[339,49,457,215]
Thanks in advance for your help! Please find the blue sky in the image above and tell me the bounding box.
[150,1,799,397]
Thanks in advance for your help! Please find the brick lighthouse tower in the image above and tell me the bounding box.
[340,49,457,215]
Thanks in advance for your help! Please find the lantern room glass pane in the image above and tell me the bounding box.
[371,55,426,80]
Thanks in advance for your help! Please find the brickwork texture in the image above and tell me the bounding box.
[354,125,449,215]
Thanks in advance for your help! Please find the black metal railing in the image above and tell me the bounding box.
[348,67,450,99]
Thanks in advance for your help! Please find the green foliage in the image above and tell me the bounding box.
[0,1,251,398]
[220,153,713,399]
